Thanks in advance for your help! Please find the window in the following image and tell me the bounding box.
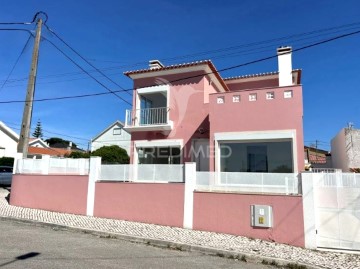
[249,93,257,101]
[266,92,275,100]
[284,90,293,99]
[220,141,293,173]
[113,128,122,135]
[233,95,240,103]
[217,96,225,104]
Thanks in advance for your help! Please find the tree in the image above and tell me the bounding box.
[91,145,129,164]
[32,120,43,139]
[66,151,90,159]
[45,137,78,149]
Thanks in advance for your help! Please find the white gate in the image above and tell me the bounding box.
[314,173,360,250]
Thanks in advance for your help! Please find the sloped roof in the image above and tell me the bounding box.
[124,60,229,92]
[28,146,70,157]
[223,69,302,84]
[0,121,19,142]
[92,120,125,142]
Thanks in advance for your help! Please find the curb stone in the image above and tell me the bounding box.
[0,216,321,269]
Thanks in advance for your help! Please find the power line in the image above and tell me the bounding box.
[42,36,132,106]
[1,21,359,86]
[44,24,132,97]
[0,35,32,92]
[1,28,360,104]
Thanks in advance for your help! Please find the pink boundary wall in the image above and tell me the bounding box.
[193,191,305,247]
[10,175,88,215]
[94,182,185,227]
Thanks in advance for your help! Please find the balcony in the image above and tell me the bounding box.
[124,107,173,132]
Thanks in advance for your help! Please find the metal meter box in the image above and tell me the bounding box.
[251,205,273,228]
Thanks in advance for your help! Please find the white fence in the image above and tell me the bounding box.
[196,172,300,194]
[16,157,89,175]
[99,164,184,183]
[311,168,342,173]
[313,173,360,250]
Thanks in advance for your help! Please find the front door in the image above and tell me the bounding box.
[192,139,210,171]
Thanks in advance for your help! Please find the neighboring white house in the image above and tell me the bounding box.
[29,138,49,148]
[331,127,360,171]
[91,120,131,154]
[0,121,19,158]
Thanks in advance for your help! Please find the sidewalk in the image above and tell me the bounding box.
[0,188,358,269]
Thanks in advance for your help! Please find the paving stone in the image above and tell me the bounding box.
[0,188,359,268]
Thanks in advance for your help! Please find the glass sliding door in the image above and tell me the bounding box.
[220,140,293,173]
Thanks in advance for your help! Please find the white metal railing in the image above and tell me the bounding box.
[125,107,169,127]
[16,157,89,175]
[99,164,184,183]
[196,172,300,194]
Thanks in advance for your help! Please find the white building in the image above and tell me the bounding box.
[331,127,360,171]
[91,120,131,154]
[0,121,19,158]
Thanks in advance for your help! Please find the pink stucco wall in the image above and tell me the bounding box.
[209,85,304,171]
[94,182,185,227]
[10,175,88,215]
[130,73,217,164]
[193,191,305,247]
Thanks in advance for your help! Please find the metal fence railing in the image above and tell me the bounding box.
[196,172,300,195]
[99,164,184,183]
[125,107,169,127]
[16,157,89,175]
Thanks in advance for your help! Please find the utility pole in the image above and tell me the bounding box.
[17,18,43,157]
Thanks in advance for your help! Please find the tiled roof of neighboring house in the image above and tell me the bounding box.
[28,147,70,157]
[223,69,302,84]
[124,60,229,92]
[308,154,327,164]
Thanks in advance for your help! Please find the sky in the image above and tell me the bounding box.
[0,0,359,150]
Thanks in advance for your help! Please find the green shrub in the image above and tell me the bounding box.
[91,145,129,164]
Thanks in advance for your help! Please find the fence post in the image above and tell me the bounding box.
[183,162,196,229]
[12,153,23,174]
[301,172,317,249]
[87,156,101,216]
[41,155,50,175]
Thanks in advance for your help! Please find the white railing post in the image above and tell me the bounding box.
[87,156,101,216]
[301,172,317,249]
[183,162,196,229]
[41,155,50,175]
[13,153,23,174]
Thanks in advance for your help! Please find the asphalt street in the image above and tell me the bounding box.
[0,218,273,269]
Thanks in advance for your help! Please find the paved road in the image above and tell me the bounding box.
[0,219,272,269]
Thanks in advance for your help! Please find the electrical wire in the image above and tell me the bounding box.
[42,36,132,106]
[1,28,360,104]
[44,24,132,96]
[2,21,360,86]
[0,35,32,92]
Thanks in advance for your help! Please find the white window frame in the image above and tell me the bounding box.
[266,92,275,100]
[249,93,257,101]
[217,96,225,104]
[113,127,122,135]
[135,85,170,126]
[233,95,240,103]
[284,90,293,99]
[214,130,298,173]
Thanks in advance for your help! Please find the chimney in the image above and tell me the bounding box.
[277,46,292,87]
[149,60,164,70]
[67,141,72,151]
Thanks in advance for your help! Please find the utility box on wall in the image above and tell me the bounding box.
[251,205,273,228]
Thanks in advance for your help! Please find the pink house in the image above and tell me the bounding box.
[124,46,304,173]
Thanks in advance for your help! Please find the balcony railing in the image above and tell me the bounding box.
[125,107,170,127]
